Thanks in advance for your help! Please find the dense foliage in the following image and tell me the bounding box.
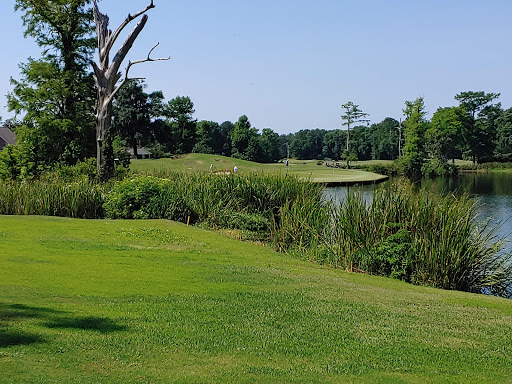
[3,2,512,182]
[4,0,96,178]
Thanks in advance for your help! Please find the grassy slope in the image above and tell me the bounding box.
[131,154,388,183]
[1,216,511,383]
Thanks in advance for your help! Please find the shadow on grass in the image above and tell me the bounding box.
[45,316,127,333]
[0,303,65,321]
[0,303,127,348]
[0,330,44,347]
[0,303,60,348]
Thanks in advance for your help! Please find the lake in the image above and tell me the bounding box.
[324,171,512,256]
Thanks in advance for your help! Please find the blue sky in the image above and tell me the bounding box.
[1,0,512,134]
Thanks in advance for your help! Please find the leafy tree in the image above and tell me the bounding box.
[5,0,96,178]
[219,121,234,157]
[341,101,369,168]
[370,118,399,160]
[193,120,220,154]
[399,97,429,179]
[470,103,502,163]
[112,80,151,157]
[259,128,281,162]
[427,107,465,161]
[231,115,255,159]
[291,129,326,160]
[245,135,264,162]
[495,108,512,161]
[455,91,500,164]
[164,96,197,154]
[322,130,346,160]
[351,125,372,161]
[455,91,500,119]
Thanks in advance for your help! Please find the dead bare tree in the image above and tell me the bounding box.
[91,0,170,179]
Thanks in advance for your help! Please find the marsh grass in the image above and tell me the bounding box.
[323,182,512,297]
[104,172,326,242]
[0,178,105,218]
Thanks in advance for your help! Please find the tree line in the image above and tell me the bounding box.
[1,1,512,180]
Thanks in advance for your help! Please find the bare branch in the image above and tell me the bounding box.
[92,0,169,179]
[107,14,149,80]
[105,0,155,56]
[106,43,170,106]
[125,43,171,78]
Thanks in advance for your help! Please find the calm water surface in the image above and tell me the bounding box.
[324,171,512,255]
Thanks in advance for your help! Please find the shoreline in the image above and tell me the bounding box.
[315,175,389,187]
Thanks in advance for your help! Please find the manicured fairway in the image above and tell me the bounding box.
[1,216,511,383]
[131,154,388,184]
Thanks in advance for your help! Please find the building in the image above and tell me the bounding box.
[0,126,17,150]
[127,146,153,159]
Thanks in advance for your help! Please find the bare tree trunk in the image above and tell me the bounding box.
[91,0,169,180]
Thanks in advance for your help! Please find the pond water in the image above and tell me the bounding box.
[323,171,512,256]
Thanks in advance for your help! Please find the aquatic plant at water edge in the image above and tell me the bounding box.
[323,182,512,297]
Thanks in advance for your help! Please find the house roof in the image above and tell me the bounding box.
[0,126,17,146]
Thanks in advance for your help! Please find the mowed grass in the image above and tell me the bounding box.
[1,216,512,383]
[131,154,388,184]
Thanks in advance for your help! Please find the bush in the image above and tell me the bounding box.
[103,176,193,222]
[395,155,424,180]
[363,227,413,281]
[49,158,98,181]
[103,173,325,241]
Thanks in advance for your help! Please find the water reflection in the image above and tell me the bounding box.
[324,172,512,255]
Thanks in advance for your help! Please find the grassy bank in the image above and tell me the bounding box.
[131,154,388,184]
[1,171,511,296]
[1,216,511,383]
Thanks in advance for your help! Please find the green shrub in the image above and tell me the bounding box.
[102,173,325,241]
[395,155,424,180]
[103,176,193,222]
[351,163,399,176]
[48,158,98,181]
[363,227,413,281]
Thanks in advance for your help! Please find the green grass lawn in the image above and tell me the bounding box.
[131,154,388,184]
[1,216,511,383]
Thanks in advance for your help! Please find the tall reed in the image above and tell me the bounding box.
[325,182,512,297]
[2,167,510,297]
[0,178,105,218]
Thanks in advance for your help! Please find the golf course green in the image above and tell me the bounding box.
[131,154,389,185]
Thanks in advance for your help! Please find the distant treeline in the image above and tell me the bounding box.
[108,87,512,168]
[3,0,512,180]
[3,78,512,179]
[108,84,402,164]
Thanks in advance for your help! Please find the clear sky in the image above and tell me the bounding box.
[1,0,512,134]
